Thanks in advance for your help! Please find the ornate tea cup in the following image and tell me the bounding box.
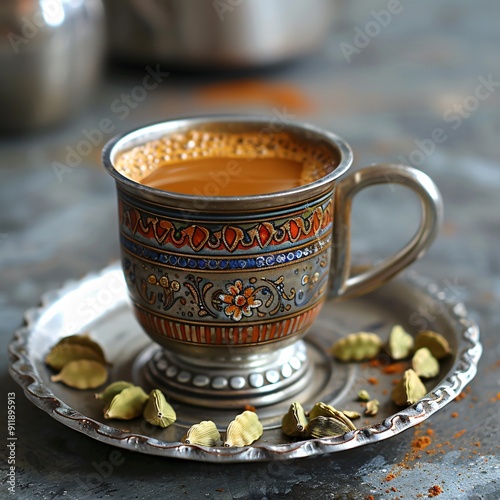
[103,116,442,408]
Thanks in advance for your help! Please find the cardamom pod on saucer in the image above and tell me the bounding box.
[412,347,440,378]
[365,399,380,416]
[105,386,149,420]
[357,389,370,402]
[183,421,220,446]
[330,332,382,362]
[95,381,134,405]
[143,389,176,428]
[341,410,361,420]
[56,333,107,360]
[50,359,107,389]
[414,330,451,359]
[306,415,353,439]
[387,325,414,360]
[224,411,263,447]
[308,402,356,431]
[282,402,308,437]
[391,369,427,406]
[45,343,104,371]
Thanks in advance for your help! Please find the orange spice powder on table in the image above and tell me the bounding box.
[382,426,437,483]
[380,423,469,495]
[488,392,500,403]
[455,387,471,401]
[412,435,432,451]
[428,485,443,497]
[197,80,313,113]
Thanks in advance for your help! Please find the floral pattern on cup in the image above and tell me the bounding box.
[218,280,263,322]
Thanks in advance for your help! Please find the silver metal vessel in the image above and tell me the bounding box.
[104,0,334,68]
[0,0,105,132]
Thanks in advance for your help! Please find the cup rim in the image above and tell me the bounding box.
[102,114,353,210]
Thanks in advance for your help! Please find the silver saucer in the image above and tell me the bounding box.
[9,263,481,462]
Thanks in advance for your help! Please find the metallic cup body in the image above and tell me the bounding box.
[103,116,352,363]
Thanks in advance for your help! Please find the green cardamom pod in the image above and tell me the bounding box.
[412,347,440,378]
[306,415,352,438]
[330,332,382,362]
[57,333,107,360]
[341,410,361,420]
[282,402,308,437]
[387,325,414,360]
[50,359,108,389]
[143,389,176,428]
[391,369,427,406]
[105,386,149,420]
[357,389,370,402]
[365,399,380,416]
[224,411,263,447]
[45,343,106,371]
[183,421,220,446]
[414,331,451,359]
[308,402,356,431]
[95,381,134,405]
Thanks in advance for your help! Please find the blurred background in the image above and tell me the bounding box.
[1,0,498,279]
[1,1,500,498]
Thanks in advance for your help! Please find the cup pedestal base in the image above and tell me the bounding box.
[142,341,312,409]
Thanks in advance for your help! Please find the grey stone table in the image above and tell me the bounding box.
[1,1,499,498]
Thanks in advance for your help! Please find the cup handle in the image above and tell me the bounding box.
[329,163,443,299]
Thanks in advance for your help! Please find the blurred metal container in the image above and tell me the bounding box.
[0,0,105,133]
[104,0,334,68]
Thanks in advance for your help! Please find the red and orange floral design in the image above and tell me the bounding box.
[219,280,263,322]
